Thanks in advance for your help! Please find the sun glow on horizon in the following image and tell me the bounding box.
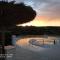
[17,16,47,27]
[17,16,60,27]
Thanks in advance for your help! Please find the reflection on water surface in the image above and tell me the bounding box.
[16,35,60,48]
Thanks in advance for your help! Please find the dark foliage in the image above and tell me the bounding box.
[12,26,60,36]
[0,1,36,29]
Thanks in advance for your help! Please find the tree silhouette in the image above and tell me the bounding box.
[0,1,36,60]
[0,1,36,29]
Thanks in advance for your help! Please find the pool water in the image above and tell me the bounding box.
[28,37,60,48]
[16,36,60,48]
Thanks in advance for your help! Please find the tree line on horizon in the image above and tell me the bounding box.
[12,26,60,36]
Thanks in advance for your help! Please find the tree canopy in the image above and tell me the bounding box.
[0,1,36,29]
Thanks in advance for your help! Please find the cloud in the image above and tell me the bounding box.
[33,0,60,20]
[15,0,60,26]
[8,0,60,20]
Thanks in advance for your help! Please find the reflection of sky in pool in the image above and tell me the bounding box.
[29,38,57,48]
[16,35,60,49]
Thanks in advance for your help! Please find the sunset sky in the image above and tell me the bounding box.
[8,0,60,27]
